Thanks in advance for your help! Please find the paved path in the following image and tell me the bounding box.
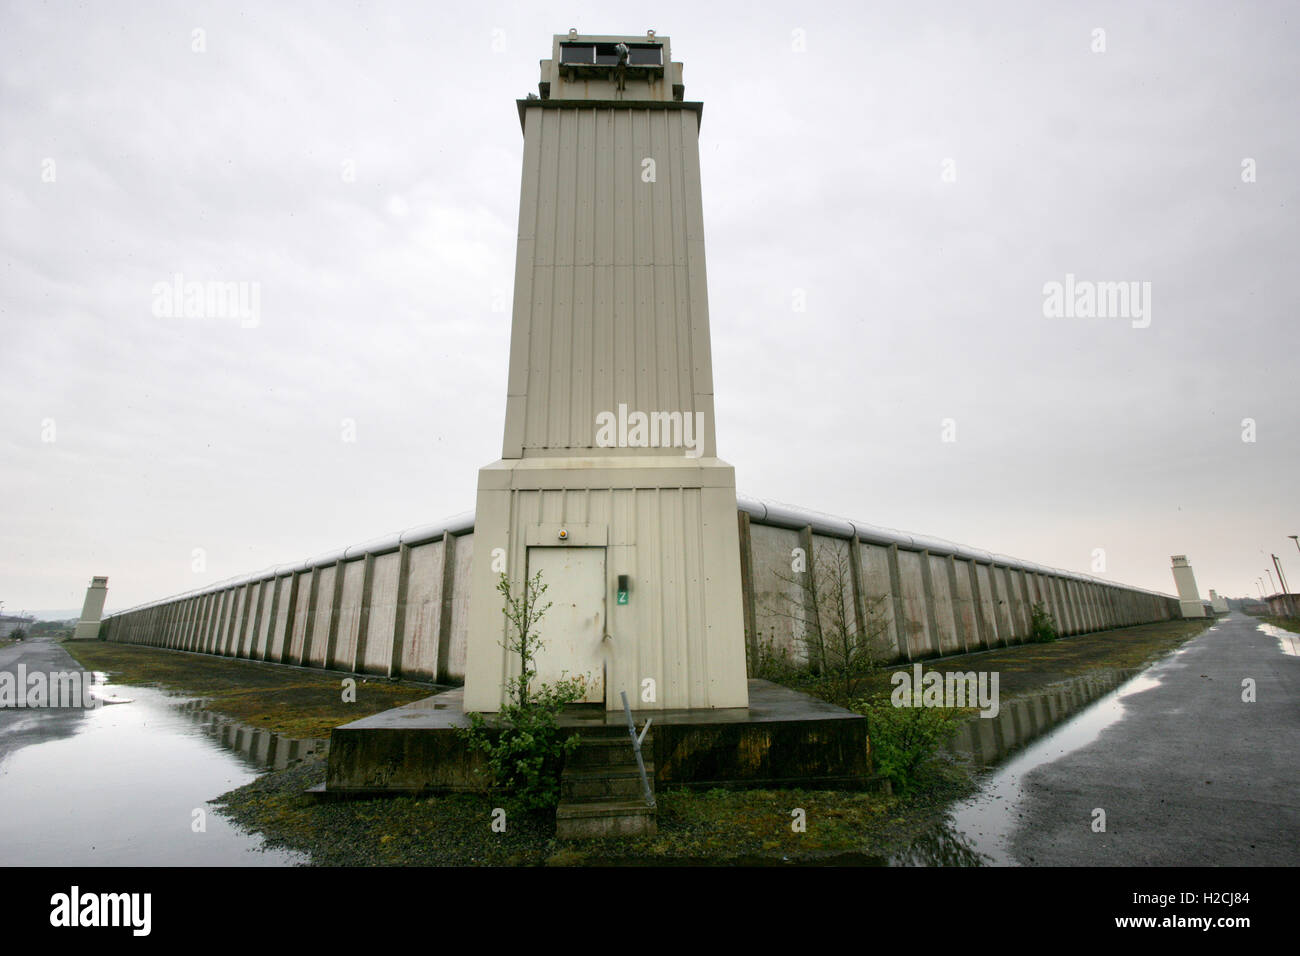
[0,637,94,765]
[1008,613,1299,865]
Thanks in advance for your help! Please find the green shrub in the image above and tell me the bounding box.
[855,696,961,793]
[461,680,584,811]
[458,570,586,811]
[1028,602,1060,643]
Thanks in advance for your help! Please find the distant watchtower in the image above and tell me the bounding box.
[71,576,109,640]
[1170,556,1206,618]
[462,31,749,712]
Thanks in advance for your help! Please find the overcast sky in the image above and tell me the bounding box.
[2,0,1297,615]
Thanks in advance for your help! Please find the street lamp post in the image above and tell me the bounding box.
[1273,553,1297,618]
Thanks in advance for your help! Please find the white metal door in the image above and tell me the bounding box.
[526,546,606,704]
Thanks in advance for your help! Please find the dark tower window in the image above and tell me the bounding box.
[560,42,663,67]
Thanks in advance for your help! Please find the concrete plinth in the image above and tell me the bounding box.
[323,679,876,795]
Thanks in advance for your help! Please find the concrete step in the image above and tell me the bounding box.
[555,797,658,839]
[555,730,658,838]
[561,764,655,800]
[566,735,654,769]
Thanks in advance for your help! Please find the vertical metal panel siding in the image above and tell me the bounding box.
[518,107,705,451]
[504,486,712,707]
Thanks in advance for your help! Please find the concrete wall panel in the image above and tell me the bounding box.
[289,571,313,663]
[333,559,366,671]
[269,576,292,661]
[253,580,274,659]
[858,542,900,659]
[951,558,978,652]
[927,553,961,655]
[974,564,998,648]
[363,551,401,675]
[400,542,443,680]
[896,550,932,658]
[307,566,335,667]
[810,534,859,663]
[445,534,474,681]
[749,524,804,664]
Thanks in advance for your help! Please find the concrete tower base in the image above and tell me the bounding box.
[462,455,749,713]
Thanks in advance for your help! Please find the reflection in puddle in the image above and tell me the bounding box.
[892,668,1161,866]
[1256,621,1299,657]
[888,821,988,867]
[945,669,1135,769]
[0,679,311,865]
[170,698,327,771]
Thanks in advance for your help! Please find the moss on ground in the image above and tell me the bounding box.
[214,754,973,866]
[63,641,434,738]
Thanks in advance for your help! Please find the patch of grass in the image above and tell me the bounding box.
[844,618,1213,705]
[214,754,974,866]
[1255,615,1300,636]
[63,642,435,738]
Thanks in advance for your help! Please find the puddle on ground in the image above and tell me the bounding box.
[891,667,1166,866]
[0,674,312,866]
[1255,621,1299,657]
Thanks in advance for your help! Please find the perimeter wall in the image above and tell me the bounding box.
[100,497,1181,682]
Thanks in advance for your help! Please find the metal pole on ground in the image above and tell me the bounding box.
[619,690,655,808]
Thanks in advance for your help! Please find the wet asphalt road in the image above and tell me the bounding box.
[0,637,94,764]
[1009,613,1299,865]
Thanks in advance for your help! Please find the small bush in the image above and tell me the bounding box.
[461,679,585,811]
[1028,602,1060,643]
[458,570,586,811]
[855,696,961,793]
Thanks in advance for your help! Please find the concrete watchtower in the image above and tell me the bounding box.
[1170,555,1206,618]
[71,576,109,640]
[463,31,749,712]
